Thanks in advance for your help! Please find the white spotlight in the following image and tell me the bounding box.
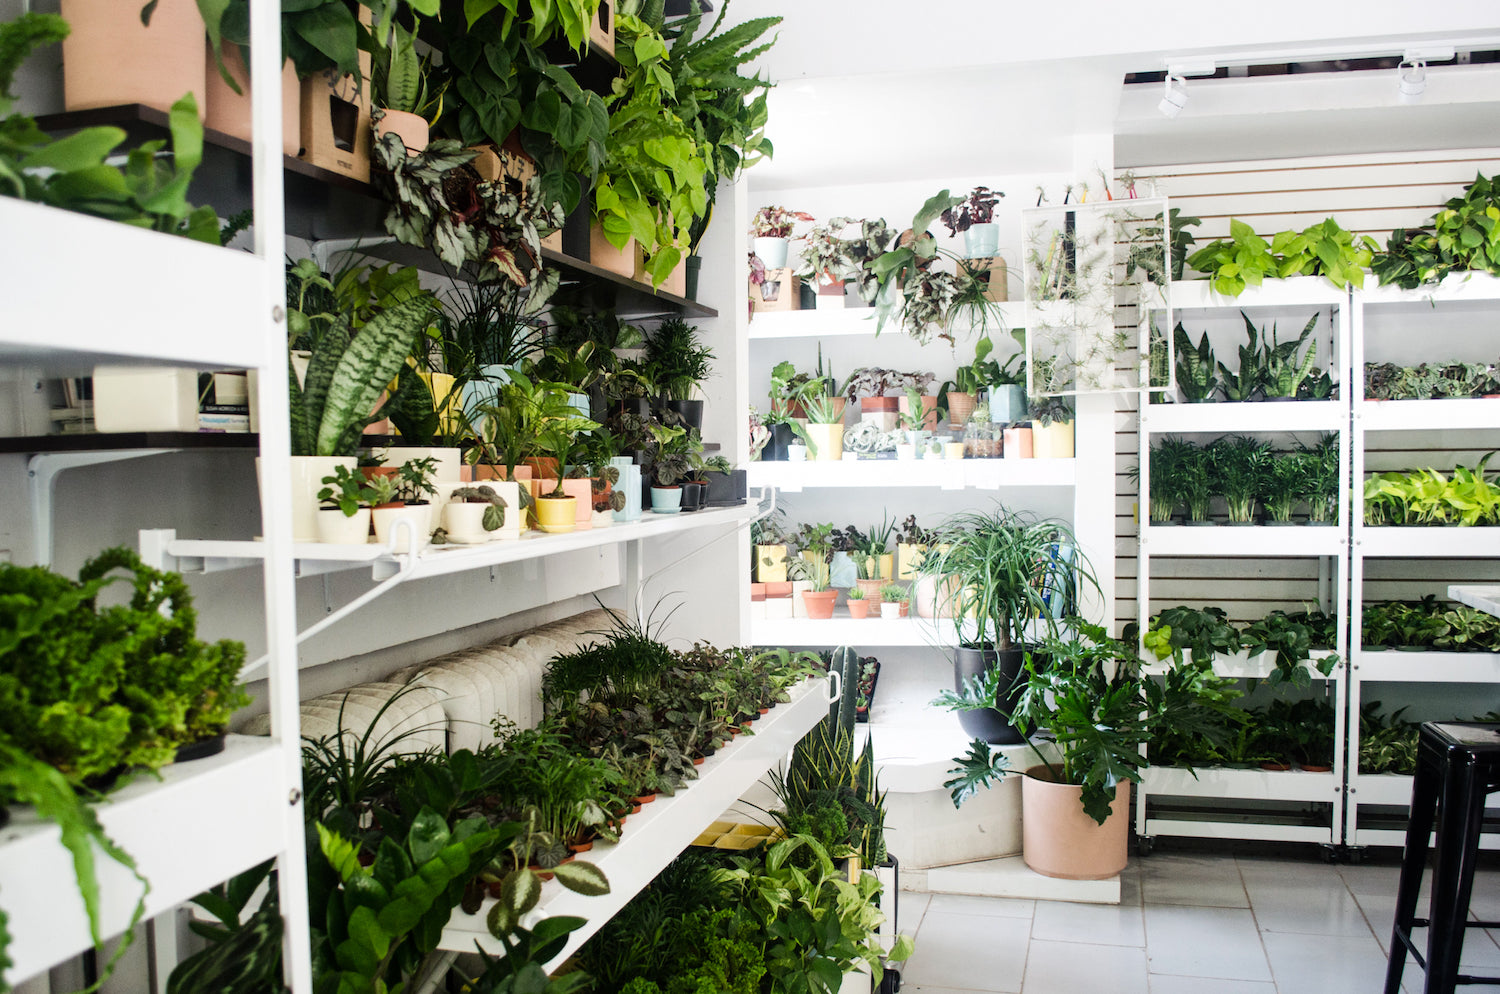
[1398,58,1427,102]
[1158,73,1189,118]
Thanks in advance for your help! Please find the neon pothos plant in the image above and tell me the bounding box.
[937,623,1240,823]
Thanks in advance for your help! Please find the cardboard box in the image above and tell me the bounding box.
[590,222,640,277]
[589,0,615,54]
[751,268,799,313]
[634,252,687,297]
[299,68,371,182]
[963,256,1009,302]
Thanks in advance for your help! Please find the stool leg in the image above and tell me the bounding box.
[1387,758,1441,994]
[1425,754,1485,994]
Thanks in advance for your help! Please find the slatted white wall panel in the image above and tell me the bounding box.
[1114,147,1500,632]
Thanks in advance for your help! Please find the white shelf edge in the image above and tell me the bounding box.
[0,198,271,371]
[0,736,290,980]
[1155,276,1347,311]
[1359,270,1500,305]
[437,675,832,963]
[1143,765,1338,803]
[745,458,1075,491]
[1143,649,1336,681]
[1356,398,1500,432]
[1354,648,1500,683]
[1142,524,1344,557]
[1357,527,1500,558]
[1140,400,1344,434]
[747,302,1026,340]
[750,614,973,647]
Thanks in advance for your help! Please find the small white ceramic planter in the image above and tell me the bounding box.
[373,446,464,486]
[591,509,614,529]
[316,506,371,544]
[263,455,356,543]
[441,501,497,544]
[787,443,808,462]
[896,443,916,460]
[880,602,901,620]
[791,580,812,618]
[372,505,432,554]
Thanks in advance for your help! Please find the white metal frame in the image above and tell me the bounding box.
[1133,278,1351,849]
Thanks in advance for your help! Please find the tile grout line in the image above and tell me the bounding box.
[1235,855,1282,994]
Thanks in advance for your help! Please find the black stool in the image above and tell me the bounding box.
[1384,722,1500,994]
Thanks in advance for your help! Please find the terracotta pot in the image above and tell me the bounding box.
[946,391,978,427]
[802,589,838,619]
[847,598,871,620]
[765,581,793,598]
[569,840,594,854]
[523,457,560,479]
[856,577,886,602]
[898,393,939,432]
[750,582,767,602]
[634,793,657,805]
[692,755,705,766]
[203,42,300,156]
[1021,765,1130,880]
[62,0,206,116]
[375,107,429,154]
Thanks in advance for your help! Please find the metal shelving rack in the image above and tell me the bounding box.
[0,0,314,986]
[1346,272,1500,849]
[1134,278,1352,849]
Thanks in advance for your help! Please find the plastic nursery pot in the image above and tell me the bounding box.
[802,589,838,619]
[173,732,227,763]
[534,495,577,534]
[316,506,371,544]
[651,485,683,514]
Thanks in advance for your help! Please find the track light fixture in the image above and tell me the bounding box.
[1397,57,1427,101]
[1157,61,1216,119]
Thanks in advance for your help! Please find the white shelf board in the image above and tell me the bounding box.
[751,614,973,648]
[1450,584,1500,619]
[1141,524,1344,557]
[1349,773,1416,806]
[746,457,1074,492]
[167,503,755,580]
[1142,818,1333,845]
[438,675,832,963]
[1359,270,1500,306]
[1143,649,1336,681]
[1358,527,1500,559]
[0,199,270,371]
[0,736,291,980]
[1357,398,1500,432]
[747,301,1026,340]
[1158,277,1347,312]
[1354,649,1500,683]
[1143,765,1337,803]
[1140,400,1344,434]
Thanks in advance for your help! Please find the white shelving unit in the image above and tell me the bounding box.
[746,457,1074,492]
[439,674,834,964]
[1346,274,1500,849]
[748,303,1027,340]
[752,615,976,648]
[1134,278,1351,849]
[0,1,315,986]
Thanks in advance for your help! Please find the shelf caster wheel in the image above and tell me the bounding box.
[880,969,901,993]
[1136,836,1155,857]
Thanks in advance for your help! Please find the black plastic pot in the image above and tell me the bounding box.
[613,397,652,420]
[704,468,747,506]
[659,397,705,432]
[763,422,795,461]
[174,732,228,763]
[560,200,592,260]
[680,480,707,511]
[685,254,702,300]
[952,644,1029,745]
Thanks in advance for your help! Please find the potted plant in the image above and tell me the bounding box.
[801,393,846,463]
[940,335,998,428]
[793,216,864,304]
[1135,436,1187,525]
[1209,434,1272,524]
[441,485,510,544]
[787,555,836,620]
[644,317,714,432]
[531,408,601,534]
[1174,324,1220,403]
[367,0,444,154]
[1259,314,1321,400]
[845,585,870,620]
[1300,433,1340,524]
[918,507,1098,745]
[750,206,813,270]
[1219,318,1265,402]
[894,514,932,579]
[937,622,1238,879]
[940,185,1005,258]
[316,465,377,544]
[647,423,695,514]
[1028,395,1075,459]
[879,583,908,619]
[1261,451,1309,524]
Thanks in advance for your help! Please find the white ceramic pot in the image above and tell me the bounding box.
[880,602,901,620]
[372,504,432,554]
[591,509,614,529]
[373,446,464,486]
[261,456,356,543]
[752,236,790,269]
[896,443,916,460]
[791,580,812,619]
[787,443,808,462]
[442,501,496,544]
[765,597,794,620]
[315,506,371,544]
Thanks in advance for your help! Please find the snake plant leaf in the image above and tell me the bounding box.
[315,296,431,456]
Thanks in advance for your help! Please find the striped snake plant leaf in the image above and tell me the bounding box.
[315,297,432,457]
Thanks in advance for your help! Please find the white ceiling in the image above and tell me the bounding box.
[732,0,1500,189]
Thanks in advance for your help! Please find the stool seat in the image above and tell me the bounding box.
[1385,722,1500,994]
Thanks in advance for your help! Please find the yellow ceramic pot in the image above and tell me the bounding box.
[534,495,577,534]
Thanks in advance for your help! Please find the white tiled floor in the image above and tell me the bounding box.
[896,849,1500,993]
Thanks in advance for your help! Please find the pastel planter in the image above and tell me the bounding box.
[62,0,206,117]
[786,444,808,462]
[263,456,356,543]
[752,236,790,269]
[756,544,789,583]
[1021,766,1130,880]
[880,602,902,620]
[203,43,301,156]
[441,501,498,544]
[989,384,1027,423]
[611,459,642,522]
[375,446,464,486]
[477,480,522,540]
[534,495,577,533]
[804,423,844,462]
[1003,426,1034,459]
[650,485,683,514]
[896,443,916,460]
[316,506,371,545]
[1032,420,1075,459]
[791,580,812,618]
[944,441,966,460]
[375,107,429,153]
[372,504,431,553]
[829,551,858,589]
[897,543,927,579]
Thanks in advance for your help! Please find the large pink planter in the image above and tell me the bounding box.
[1021,765,1130,880]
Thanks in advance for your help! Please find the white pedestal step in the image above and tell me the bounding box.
[907,855,1121,905]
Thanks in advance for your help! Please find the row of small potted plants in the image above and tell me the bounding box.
[1143,433,1340,525]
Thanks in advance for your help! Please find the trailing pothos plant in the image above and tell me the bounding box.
[1374,172,1500,288]
[1186,218,1377,296]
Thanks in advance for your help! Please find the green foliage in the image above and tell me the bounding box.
[1241,611,1340,688]
[644,317,715,402]
[1259,313,1321,399]
[1185,219,1279,296]
[1373,173,1500,288]
[1268,218,1378,289]
[196,0,362,87]
[1362,596,1500,652]
[169,860,287,994]
[1172,323,1219,402]
[320,465,380,516]
[1207,434,1272,523]
[1365,360,1498,400]
[1358,703,1420,774]
[1363,457,1500,526]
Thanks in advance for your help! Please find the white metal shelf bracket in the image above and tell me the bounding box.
[30,450,169,566]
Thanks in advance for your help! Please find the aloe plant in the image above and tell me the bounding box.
[1172,323,1219,403]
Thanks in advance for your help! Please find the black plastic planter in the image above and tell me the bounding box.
[680,480,706,511]
[704,469,747,506]
[659,398,704,432]
[952,644,1028,745]
[763,422,795,461]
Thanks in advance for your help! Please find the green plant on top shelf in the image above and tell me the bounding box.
[1373,173,1500,288]
[1027,393,1073,427]
[870,190,1000,345]
[366,0,445,121]
[1271,218,1377,290]
[1259,313,1321,399]
[1,16,219,243]
[1185,220,1280,296]
[450,485,510,531]
[1173,323,1219,403]
[1135,436,1195,524]
[879,583,908,606]
[1208,434,1271,523]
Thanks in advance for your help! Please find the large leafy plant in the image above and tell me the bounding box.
[1374,173,1500,288]
[1186,218,1377,295]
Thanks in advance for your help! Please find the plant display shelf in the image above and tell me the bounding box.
[1139,400,1345,434]
[746,458,1075,492]
[155,503,756,582]
[1356,398,1500,432]
[1450,584,1500,618]
[1140,649,1338,681]
[1151,276,1350,313]
[749,615,979,648]
[437,674,835,964]
[1353,648,1500,683]
[1357,527,1500,559]
[0,736,293,981]
[1140,766,1340,846]
[1141,524,1346,557]
[0,197,269,370]
[1358,271,1500,306]
[0,432,261,454]
[34,105,717,320]
[746,302,1027,340]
